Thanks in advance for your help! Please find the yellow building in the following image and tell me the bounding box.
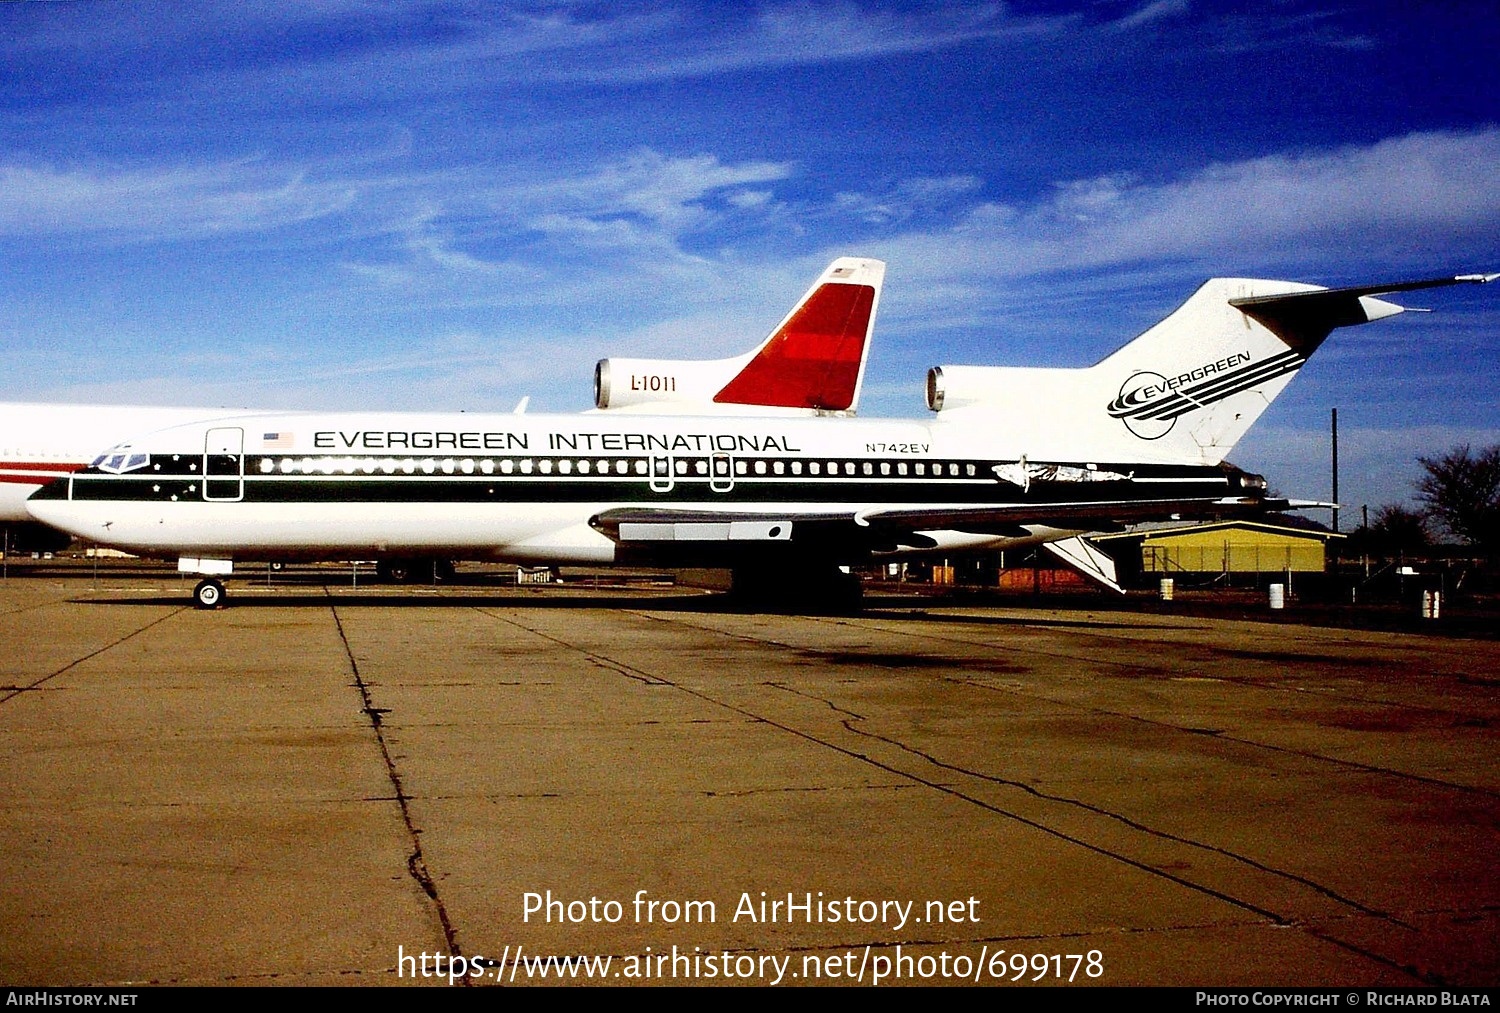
[1093,521,1343,576]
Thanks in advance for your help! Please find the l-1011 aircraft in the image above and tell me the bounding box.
[27,268,1494,608]
[1,257,882,562]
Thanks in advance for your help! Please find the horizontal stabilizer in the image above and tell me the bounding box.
[1229,273,1497,347]
[1229,273,1497,309]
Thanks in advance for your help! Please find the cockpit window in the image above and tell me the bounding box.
[95,446,151,474]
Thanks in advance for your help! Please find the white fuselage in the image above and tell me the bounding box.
[25,408,1238,568]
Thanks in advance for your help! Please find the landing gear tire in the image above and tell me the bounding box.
[377,560,414,584]
[377,558,454,584]
[193,577,226,609]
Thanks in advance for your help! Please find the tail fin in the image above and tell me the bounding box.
[593,256,883,414]
[713,257,884,412]
[931,274,1493,464]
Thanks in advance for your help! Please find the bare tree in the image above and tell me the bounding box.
[1415,444,1500,553]
[1355,504,1432,558]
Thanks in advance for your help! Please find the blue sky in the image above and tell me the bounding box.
[2,1,1497,516]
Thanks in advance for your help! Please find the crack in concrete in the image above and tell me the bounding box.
[326,595,466,982]
[470,606,1478,984]
[765,681,867,720]
[759,675,1411,932]
[648,608,1500,797]
[840,715,1407,926]
[473,609,1302,929]
[0,607,186,707]
[615,608,1455,983]
[738,612,1500,800]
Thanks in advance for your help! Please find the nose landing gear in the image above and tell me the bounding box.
[193,577,226,609]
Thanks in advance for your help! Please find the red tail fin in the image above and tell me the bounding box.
[714,258,883,412]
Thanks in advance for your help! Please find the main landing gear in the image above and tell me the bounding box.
[376,558,455,584]
[193,577,227,609]
[729,564,864,614]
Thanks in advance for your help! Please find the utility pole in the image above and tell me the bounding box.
[1362,503,1369,579]
[1331,407,1340,533]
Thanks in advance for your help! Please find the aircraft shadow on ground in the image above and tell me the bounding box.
[72,590,877,614]
[69,588,1178,624]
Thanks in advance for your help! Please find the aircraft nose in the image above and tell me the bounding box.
[27,476,71,502]
[24,479,86,534]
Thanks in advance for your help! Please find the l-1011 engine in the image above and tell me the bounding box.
[594,356,748,411]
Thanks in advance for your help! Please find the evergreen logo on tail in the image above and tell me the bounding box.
[1106,349,1303,440]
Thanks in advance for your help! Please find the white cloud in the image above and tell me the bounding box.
[851,128,1500,327]
[0,160,359,240]
[498,149,793,235]
[1111,0,1191,32]
[833,175,982,225]
[466,3,1068,86]
[3,2,1055,106]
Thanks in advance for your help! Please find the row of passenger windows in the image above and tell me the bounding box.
[255,456,982,479]
[745,459,977,478]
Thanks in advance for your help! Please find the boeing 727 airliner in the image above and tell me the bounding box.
[27,268,1495,608]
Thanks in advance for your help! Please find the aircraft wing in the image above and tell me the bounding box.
[592,495,1292,544]
[851,495,1283,531]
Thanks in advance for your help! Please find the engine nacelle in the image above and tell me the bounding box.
[925,365,1019,412]
[594,357,744,410]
